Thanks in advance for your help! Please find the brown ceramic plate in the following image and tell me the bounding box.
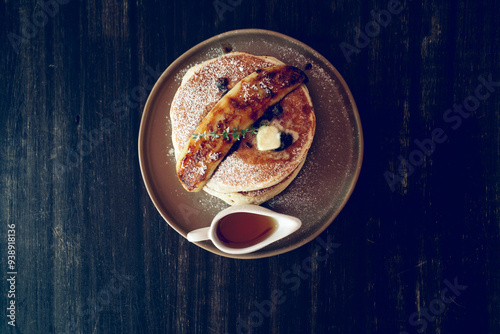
[138,29,363,259]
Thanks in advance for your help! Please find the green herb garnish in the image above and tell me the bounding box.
[192,126,259,141]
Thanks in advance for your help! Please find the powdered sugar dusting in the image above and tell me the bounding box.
[170,39,356,206]
[198,193,228,212]
[206,84,315,192]
[170,52,315,194]
[170,53,276,153]
[265,152,330,225]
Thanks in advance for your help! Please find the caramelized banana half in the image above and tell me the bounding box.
[176,65,307,192]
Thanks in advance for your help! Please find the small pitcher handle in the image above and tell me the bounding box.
[187,227,211,242]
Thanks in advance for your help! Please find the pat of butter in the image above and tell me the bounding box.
[256,125,281,151]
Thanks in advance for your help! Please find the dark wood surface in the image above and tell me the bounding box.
[1,0,499,333]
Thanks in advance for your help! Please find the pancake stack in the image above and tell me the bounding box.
[170,52,315,205]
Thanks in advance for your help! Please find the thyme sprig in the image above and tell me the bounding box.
[192,125,261,141]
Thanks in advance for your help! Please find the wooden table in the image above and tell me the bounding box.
[1,0,498,333]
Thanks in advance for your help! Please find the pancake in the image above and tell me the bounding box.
[170,52,315,202]
[204,157,306,205]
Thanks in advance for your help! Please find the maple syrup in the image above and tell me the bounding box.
[215,212,278,249]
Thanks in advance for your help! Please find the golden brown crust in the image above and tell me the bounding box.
[207,84,315,193]
[203,157,306,205]
[176,65,308,192]
[170,52,316,198]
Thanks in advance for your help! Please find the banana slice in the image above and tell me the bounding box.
[176,65,308,192]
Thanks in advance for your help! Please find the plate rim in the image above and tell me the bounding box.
[138,28,364,259]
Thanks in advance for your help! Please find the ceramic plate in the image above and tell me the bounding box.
[138,29,363,259]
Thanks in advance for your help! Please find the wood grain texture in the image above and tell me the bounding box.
[0,0,498,333]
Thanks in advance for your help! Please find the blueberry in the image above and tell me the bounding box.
[260,103,283,123]
[270,104,283,117]
[216,77,229,95]
[275,133,293,151]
